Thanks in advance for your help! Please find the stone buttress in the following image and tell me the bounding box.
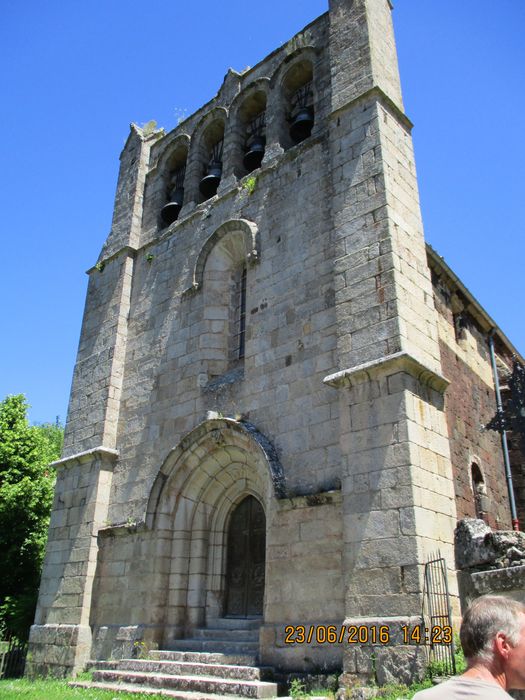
[324,0,458,686]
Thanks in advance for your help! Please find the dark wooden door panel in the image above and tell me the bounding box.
[225,496,265,617]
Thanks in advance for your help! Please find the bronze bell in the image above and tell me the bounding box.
[290,106,314,144]
[160,186,184,225]
[243,135,266,172]
[199,161,222,199]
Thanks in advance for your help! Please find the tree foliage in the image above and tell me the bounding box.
[0,395,63,640]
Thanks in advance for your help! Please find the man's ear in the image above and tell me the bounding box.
[494,631,511,659]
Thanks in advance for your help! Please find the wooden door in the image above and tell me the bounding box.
[225,496,265,617]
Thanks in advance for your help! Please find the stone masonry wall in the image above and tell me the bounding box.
[431,265,514,529]
[107,79,341,524]
[89,524,166,661]
[508,434,525,529]
[29,448,115,676]
[262,491,343,672]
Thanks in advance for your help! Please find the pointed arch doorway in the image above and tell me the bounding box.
[225,496,266,617]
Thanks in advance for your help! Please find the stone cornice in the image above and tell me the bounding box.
[98,520,147,539]
[51,446,119,470]
[329,85,413,132]
[323,351,449,393]
[86,246,137,275]
[427,244,524,364]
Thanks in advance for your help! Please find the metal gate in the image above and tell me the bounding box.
[422,552,456,676]
[0,635,28,679]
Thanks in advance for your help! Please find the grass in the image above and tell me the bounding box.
[372,679,433,699]
[0,677,168,699]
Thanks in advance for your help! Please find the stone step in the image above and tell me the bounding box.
[87,659,120,671]
[165,639,259,655]
[92,669,278,698]
[71,680,242,699]
[101,658,266,681]
[150,650,258,667]
[193,628,259,642]
[209,618,262,631]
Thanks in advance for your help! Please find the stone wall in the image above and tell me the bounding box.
[430,259,518,529]
[90,524,166,661]
[28,448,116,676]
[262,491,344,672]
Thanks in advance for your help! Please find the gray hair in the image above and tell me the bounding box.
[460,595,525,664]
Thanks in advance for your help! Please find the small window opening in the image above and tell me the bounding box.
[453,312,468,343]
[244,112,266,173]
[230,266,247,363]
[471,463,487,520]
[161,164,186,226]
[200,138,223,200]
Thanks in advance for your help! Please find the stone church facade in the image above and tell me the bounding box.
[28,0,523,687]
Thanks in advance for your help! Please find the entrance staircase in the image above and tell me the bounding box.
[71,618,279,698]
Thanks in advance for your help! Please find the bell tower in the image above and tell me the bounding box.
[29,0,467,689]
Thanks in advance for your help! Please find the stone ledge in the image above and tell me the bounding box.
[86,245,137,275]
[98,520,148,539]
[51,446,119,470]
[329,85,413,132]
[471,565,525,595]
[323,352,449,393]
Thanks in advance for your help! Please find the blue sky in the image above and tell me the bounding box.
[1,1,524,425]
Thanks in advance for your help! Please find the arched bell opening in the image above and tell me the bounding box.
[281,59,314,150]
[160,145,188,226]
[199,121,225,202]
[224,495,266,618]
[238,91,267,176]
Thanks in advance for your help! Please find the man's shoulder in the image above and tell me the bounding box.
[412,678,457,699]
[412,676,513,699]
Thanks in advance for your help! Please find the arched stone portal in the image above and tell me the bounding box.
[145,418,284,643]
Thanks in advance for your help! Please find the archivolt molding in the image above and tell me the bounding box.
[270,45,319,89]
[229,77,271,115]
[183,219,259,297]
[146,418,285,529]
[155,133,191,174]
[192,106,228,142]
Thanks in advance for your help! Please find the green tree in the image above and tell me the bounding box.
[0,395,63,640]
